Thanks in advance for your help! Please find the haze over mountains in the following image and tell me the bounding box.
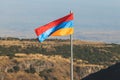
[0,0,120,43]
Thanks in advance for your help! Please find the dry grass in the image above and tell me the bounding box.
[0,39,105,47]
[0,54,104,80]
[0,39,106,80]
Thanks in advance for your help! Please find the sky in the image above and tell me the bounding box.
[0,0,120,43]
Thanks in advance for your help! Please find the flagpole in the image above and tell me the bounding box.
[70,34,73,80]
[70,11,74,80]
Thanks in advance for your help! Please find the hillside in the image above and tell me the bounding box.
[0,37,120,80]
[0,38,120,66]
[82,62,120,80]
[0,54,103,80]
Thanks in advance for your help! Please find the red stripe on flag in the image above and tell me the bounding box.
[35,13,73,36]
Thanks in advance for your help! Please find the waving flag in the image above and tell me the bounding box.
[35,13,74,42]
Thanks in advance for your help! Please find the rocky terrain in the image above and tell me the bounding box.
[0,54,103,80]
[0,37,120,80]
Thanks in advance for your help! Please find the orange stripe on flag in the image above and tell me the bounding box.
[51,28,74,36]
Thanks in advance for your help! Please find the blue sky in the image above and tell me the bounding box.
[0,0,120,43]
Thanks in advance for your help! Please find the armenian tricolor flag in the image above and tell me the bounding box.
[35,13,74,42]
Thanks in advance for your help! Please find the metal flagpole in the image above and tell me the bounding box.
[70,11,73,80]
[70,34,73,80]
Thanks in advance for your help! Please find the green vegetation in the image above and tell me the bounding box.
[25,67,36,74]
[7,65,20,73]
[0,37,120,66]
[0,45,47,55]
[39,68,54,80]
[53,44,120,65]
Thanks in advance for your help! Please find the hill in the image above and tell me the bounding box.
[82,62,120,80]
[0,54,104,80]
[0,38,120,66]
[0,37,120,80]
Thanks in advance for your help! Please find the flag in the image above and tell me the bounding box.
[35,13,74,42]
